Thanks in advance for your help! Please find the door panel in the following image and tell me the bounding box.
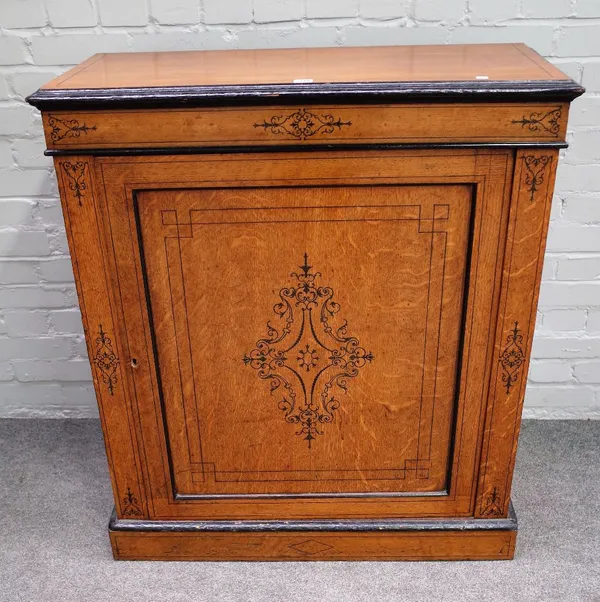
[136,184,471,496]
[95,150,512,519]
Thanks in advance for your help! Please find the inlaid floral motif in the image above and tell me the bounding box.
[244,254,373,448]
[93,324,119,396]
[122,487,143,517]
[48,114,97,142]
[481,487,503,517]
[511,107,561,137]
[254,108,352,140]
[61,161,88,206]
[499,321,525,395]
[523,155,552,202]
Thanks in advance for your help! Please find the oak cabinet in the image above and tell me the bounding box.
[28,43,583,560]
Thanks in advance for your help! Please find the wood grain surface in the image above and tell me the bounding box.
[110,528,516,561]
[41,44,569,91]
[41,103,569,150]
[41,44,576,560]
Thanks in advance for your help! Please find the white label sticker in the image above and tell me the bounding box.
[293,78,314,83]
[475,75,489,80]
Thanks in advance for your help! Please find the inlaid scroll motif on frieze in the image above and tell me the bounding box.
[254,108,352,140]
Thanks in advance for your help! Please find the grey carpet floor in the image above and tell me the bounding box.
[0,420,599,602]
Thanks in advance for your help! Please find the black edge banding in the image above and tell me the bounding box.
[44,141,569,158]
[27,80,584,110]
[108,502,517,533]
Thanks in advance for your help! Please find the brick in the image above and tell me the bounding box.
[546,225,600,252]
[359,0,407,19]
[557,257,600,280]
[203,0,252,24]
[39,258,74,282]
[0,77,9,100]
[10,71,60,100]
[469,0,518,22]
[70,335,88,357]
[573,361,600,383]
[531,336,600,359]
[0,362,13,381]
[50,309,83,334]
[150,0,199,24]
[237,27,340,49]
[0,383,63,414]
[522,0,571,18]
[3,310,48,336]
[0,287,68,309]
[130,32,234,52]
[528,361,573,383]
[0,104,40,136]
[558,26,600,57]
[523,386,595,408]
[61,384,97,409]
[540,309,587,331]
[556,164,600,193]
[31,34,130,66]
[577,0,600,17]
[13,138,52,168]
[0,229,49,256]
[345,25,447,46]
[588,310,600,332]
[566,130,600,163]
[0,170,56,197]
[46,0,97,27]
[37,201,65,227]
[0,0,46,28]
[0,200,35,225]
[541,256,558,280]
[0,37,27,66]
[48,229,69,254]
[0,141,13,166]
[415,0,465,20]
[0,337,72,360]
[254,0,303,22]
[449,26,555,56]
[539,282,600,306]
[98,0,148,25]
[14,359,92,382]
[582,62,600,92]
[0,261,38,284]
[306,0,358,18]
[568,97,600,127]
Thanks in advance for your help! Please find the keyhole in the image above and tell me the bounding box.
[131,357,138,368]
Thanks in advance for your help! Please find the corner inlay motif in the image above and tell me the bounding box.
[61,161,88,206]
[93,324,119,396]
[122,487,143,517]
[254,108,352,140]
[481,487,503,517]
[511,107,562,137]
[522,155,552,202]
[243,254,374,448]
[499,321,525,395]
[48,114,97,142]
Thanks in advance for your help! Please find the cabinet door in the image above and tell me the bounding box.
[96,150,512,519]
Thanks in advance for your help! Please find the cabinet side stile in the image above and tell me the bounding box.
[53,153,149,520]
[475,148,558,519]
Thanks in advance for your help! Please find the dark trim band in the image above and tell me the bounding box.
[27,80,584,111]
[44,141,569,158]
[109,503,517,533]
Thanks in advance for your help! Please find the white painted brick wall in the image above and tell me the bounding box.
[0,0,599,419]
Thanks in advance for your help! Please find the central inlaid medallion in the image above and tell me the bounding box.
[243,254,374,448]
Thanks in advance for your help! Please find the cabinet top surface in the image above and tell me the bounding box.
[28,44,583,110]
